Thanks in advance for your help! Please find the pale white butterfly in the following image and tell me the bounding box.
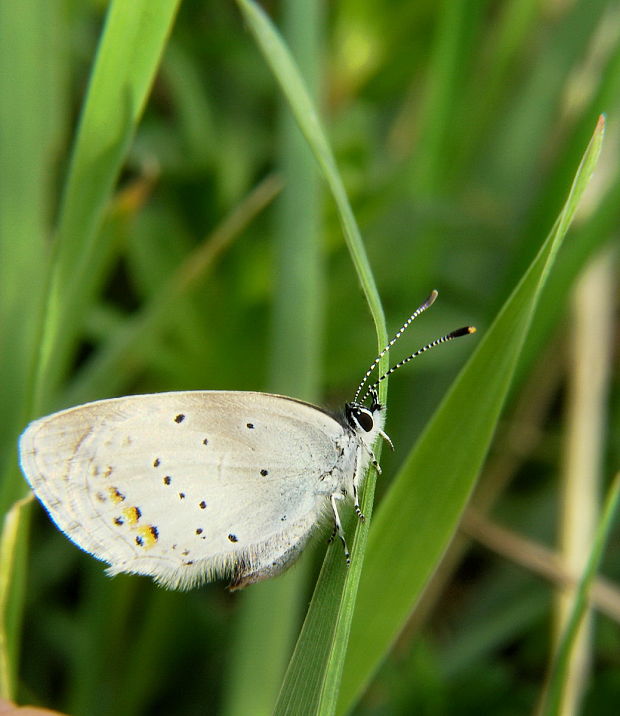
[19,291,475,590]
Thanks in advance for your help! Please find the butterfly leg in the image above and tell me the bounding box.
[327,523,338,543]
[352,483,365,523]
[330,493,350,565]
[363,441,382,475]
[351,448,370,521]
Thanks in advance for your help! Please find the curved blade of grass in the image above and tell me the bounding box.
[222,2,325,712]
[235,0,386,348]
[35,0,181,411]
[337,115,606,714]
[537,472,620,716]
[235,2,389,714]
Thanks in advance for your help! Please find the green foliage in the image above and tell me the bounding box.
[0,1,617,714]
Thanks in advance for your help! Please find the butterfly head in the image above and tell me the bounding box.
[344,390,389,449]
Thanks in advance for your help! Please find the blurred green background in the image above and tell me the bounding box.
[0,0,618,714]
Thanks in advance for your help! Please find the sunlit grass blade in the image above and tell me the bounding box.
[235,0,386,348]
[337,115,606,713]
[537,473,620,716]
[35,0,181,412]
[0,496,32,698]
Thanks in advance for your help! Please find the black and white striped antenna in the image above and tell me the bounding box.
[354,290,476,404]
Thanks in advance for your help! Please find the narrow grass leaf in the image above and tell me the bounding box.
[223,2,324,712]
[35,0,181,411]
[0,496,32,698]
[0,0,63,697]
[537,472,620,716]
[235,2,390,713]
[3,0,180,702]
[235,0,386,346]
[0,0,60,505]
[337,116,606,713]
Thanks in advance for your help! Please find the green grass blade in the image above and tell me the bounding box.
[0,497,32,698]
[410,0,471,193]
[222,1,324,713]
[537,472,620,716]
[235,0,386,349]
[2,0,180,704]
[0,0,61,506]
[337,115,606,714]
[235,2,389,713]
[35,0,181,410]
[0,0,64,697]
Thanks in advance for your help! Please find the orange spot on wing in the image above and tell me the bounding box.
[122,506,141,524]
[136,525,159,548]
[108,487,125,503]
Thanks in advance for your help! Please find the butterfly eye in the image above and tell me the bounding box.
[345,403,375,432]
[355,409,374,432]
